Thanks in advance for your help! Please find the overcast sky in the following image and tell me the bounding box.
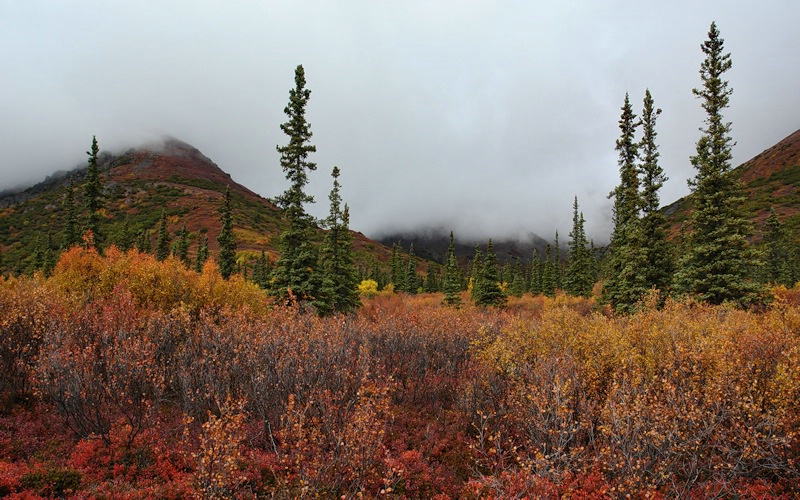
[1,1,798,243]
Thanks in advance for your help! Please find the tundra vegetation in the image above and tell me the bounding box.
[0,247,799,497]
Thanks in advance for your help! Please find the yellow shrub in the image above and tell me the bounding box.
[357,279,379,298]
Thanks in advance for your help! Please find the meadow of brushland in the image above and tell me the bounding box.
[1,246,798,498]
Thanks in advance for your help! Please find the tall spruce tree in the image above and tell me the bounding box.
[83,136,103,246]
[638,89,673,295]
[271,64,320,303]
[155,210,171,261]
[63,178,80,249]
[610,94,640,238]
[553,231,563,290]
[390,243,405,291]
[473,240,506,307]
[674,22,763,306]
[541,243,556,297]
[442,231,463,307]
[604,93,648,312]
[405,244,418,294]
[529,249,543,296]
[469,245,484,302]
[217,186,237,279]
[565,196,594,297]
[314,167,360,315]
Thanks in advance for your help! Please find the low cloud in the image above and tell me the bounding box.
[1,1,798,245]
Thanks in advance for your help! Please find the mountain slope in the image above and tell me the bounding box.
[663,129,800,240]
[0,138,391,274]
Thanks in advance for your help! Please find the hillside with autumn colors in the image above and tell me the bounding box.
[663,128,800,240]
[0,138,391,275]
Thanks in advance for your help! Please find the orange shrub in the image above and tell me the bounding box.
[0,275,65,405]
[2,261,800,497]
[35,287,164,448]
[47,246,270,316]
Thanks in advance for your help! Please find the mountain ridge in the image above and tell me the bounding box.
[0,137,391,274]
[1,128,798,274]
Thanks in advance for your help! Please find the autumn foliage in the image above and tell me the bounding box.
[1,247,799,497]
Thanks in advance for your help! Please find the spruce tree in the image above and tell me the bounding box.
[253,249,272,288]
[541,244,556,297]
[473,240,506,307]
[610,93,640,239]
[500,262,513,290]
[174,222,190,266]
[763,208,791,286]
[271,64,320,303]
[195,234,209,273]
[638,89,672,294]
[553,231,563,290]
[424,262,439,293]
[63,178,80,249]
[368,262,386,289]
[252,254,263,286]
[117,216,133,251]
[405,244,418,294]
[469,245,484,302]
[565,196,594,297]
[217,186,237,279]
[156,210,171,261]
[604,93,648,312]
[137,229,151,254]
[674,22,763,306]
[509,257,526,298]
[390,243,405,291]
[529,249,543,296]
[442,231,463,307]
[83,136,103,246]
[314,167,360,315]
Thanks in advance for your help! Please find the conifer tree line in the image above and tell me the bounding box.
[601,21,782,312]
[19,23,799,312]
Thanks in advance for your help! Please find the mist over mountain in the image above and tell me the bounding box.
[4,125,795,277]
[0,136,393,274]
[2,3,799,249]
[376,228,550,265]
